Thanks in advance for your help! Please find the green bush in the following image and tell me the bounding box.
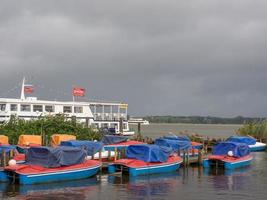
[0,115,102,145]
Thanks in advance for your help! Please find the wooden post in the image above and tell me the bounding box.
[186,149,189,166]
[122,148,126,158]
[138,122,141,134]
[183,150,186,166]
[3,150,7,167]
[119,118,123,134]
[108,150,111,161]
[99,150,102,161]
[10,149,15,159]
[99,150,102,172]
[114,147,118,161]
[198,150,202,165]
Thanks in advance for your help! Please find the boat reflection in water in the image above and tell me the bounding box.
[204,166,252,191]
[108,172,182,198]
[1,177,99,199]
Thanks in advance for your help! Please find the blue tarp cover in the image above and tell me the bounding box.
[155,138,191,151]
[0,145,16,153]
[26,146,86,168]
[60,140,103,156]
[101,135,128,145]
[213,142,250,158]
[126,144,172,163]
[163,135,190,141]
[226,136,256,145]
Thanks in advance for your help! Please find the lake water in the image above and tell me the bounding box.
[1,124,266,200]
[130,123,242,139]
[1,152,266,200]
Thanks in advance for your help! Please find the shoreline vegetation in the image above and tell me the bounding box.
[0,115,266,145]
[143,116,264,124]
[141,116,267,143]
[0,115,101,145]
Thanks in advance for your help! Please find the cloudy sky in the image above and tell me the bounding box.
[0,0,266,117]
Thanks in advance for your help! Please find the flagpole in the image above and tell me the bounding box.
[20,77,25,100]
[72,86,75,102]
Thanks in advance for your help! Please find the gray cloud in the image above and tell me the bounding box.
[0,0,267,117]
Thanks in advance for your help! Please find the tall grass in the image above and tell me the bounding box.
[237,120,267,141]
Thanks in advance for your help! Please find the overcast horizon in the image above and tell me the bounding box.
[0,0,267,118]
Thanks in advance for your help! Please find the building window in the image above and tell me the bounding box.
[33,105,43,112]
[45,105,54,112]
[63,106,72,113]
[21,104,31,112]
[10,104,17,111]
[90,105,95,113]
[0,104,6,111]
[74,106,83,113]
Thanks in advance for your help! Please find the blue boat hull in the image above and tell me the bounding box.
[203,157,253,170]
[17,165,100,185]
[108,162,182,176]
[0,170,8,182]
[249,146,266,152]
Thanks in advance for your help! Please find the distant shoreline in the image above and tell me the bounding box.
[142,116,263,125]
[131,122,242,126]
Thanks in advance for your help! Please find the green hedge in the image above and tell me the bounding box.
[0,115,102,145]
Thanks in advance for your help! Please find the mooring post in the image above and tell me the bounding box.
[99,150,102,172]
[183,150,186,166]
[198,150,203,165]
[10,149,14,158]
[114,147,118,161]
[108,150,111,161]
[138,122,141,134]
[3,150,7,167]
[186,149,190,166]
[119,118,123,134]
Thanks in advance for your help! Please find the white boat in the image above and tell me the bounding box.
[0,78,134,136]
[128,118,149,125]
[249,142,267,151]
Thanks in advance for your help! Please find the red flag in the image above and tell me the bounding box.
[24,84,34,93]
[73,87,85,97]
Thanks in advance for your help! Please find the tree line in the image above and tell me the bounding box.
[143,116,264,124]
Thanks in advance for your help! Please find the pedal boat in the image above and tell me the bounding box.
[203,142,253,169]
[226,136,266,152]
[108,144,182,176]
[4,146,101,185]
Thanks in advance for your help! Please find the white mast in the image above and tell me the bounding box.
[20,77,25,100]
